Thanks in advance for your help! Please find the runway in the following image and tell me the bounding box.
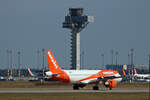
[0,88,149,93]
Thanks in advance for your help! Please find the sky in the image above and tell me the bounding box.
[0,0,150,69]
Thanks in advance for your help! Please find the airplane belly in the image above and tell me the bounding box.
[69,74,93,83]
[114,78,122,83]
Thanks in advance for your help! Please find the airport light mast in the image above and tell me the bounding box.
[37,49,41,70]
[10,50,13,77]
[130,48,134,81]
[42,48,45,76]
[6,49,10,77]
[18,51,21,78]
[111,49,114,65]
[101,54,104,69]
[148,55,150,74]
[115,51,119,65]
[63,8,94,70]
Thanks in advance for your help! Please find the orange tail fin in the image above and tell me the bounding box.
[122,65,127,77]
[122,68,126,77]
[47,50,62,73]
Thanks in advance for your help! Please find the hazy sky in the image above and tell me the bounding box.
[0,0,150,69]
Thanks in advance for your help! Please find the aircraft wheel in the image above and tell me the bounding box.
[109,87,112,90]
[93,86,99,90]
[73,85,79,90]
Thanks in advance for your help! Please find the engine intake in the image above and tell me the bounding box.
[104,80,117,90]
[45,71,53,78]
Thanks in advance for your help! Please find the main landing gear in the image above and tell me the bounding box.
[73,84,100,90]
[92,83,99,90]
[73,84,79,90]
[109,87,112,90]
[92,85,99,90]
[73,84,86,90]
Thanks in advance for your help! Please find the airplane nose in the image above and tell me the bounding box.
[114,73,120,77]
[114,73,122,82]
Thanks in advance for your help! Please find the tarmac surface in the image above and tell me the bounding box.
[0,88,149,93]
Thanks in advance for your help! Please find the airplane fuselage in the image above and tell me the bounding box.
[46,49,122,90]
[46,70,122,84]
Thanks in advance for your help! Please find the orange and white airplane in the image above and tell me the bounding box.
[45,50,122,90]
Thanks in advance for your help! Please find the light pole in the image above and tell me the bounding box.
[148,54,150,95]
[6,49,10,77]
[37,49,40,70]
[101,54,104,69]
[115,51,119,65]
[10,50,12,77]
[18,51,21,78]
[111,49,114,65]
[130,48,134,81]
[42,48,45,76]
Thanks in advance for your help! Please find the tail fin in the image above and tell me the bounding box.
[122,68,126,77]
[134,69,138,75]
[27,66,34,76]
[122,65,127,77]
[47,50,62,73]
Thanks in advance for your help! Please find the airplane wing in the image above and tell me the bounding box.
[98,75,120,80]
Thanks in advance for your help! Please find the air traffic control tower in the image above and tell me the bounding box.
[63,8,94,70]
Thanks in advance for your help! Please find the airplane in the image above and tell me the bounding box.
[45,50,122,90]
[27,66,56,81]
[133,69,150,82]
[123,66,150,82]
[26,66,40,81]
[27,66,35,77]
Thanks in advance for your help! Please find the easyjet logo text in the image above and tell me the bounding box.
[48,51,58,69]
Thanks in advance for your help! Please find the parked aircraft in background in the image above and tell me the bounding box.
[122,65,150,82]
[27,66,35,77]
[133,69,150,82]
[0,76,6,81]
[27,66,56,82]
[26,66,40,81]
[45,50,122,90]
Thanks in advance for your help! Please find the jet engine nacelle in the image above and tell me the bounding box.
[45,71,53,78]
[104,80,117,90]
